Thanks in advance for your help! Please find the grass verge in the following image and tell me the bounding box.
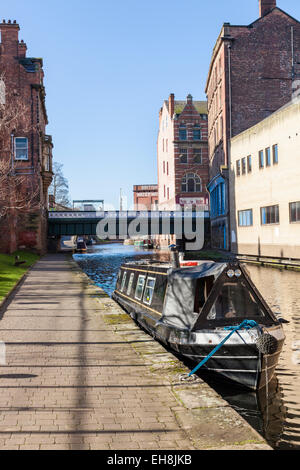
[0,250,39,302]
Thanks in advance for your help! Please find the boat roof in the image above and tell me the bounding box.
[121,259,233,279]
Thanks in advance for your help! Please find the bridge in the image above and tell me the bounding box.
[48,210,210,239]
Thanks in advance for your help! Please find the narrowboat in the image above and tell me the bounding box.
[143,239,154,249]
[112,255,285,390]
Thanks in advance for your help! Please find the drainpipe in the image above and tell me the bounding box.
[227,44,232,252]
[10,133,14,171]
[291,26,295,81]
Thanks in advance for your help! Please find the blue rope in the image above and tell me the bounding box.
[188,319,258,377]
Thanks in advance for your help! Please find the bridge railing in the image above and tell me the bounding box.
[48,210,210,219]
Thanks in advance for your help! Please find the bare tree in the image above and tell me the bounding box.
[0,158,41,219]
[0,72,41,221]
[49,161,71,207]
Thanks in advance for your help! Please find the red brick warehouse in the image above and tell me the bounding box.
[206,0,300,250]
[133,185,158,210]
[156,93,209,247]
[0,20,53,254]
[157,93,209,212]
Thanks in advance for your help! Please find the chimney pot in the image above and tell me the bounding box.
[169,93,175,118]
[259,0,276,17]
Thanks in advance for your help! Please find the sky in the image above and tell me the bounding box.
[1,0,300,209]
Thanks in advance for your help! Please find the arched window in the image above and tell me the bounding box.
[193,124,201,140]
[181,173,202,193]
[179,123,187,141]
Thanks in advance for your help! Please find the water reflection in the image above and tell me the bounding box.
[73,245,299,449]
[73,242,169,297]
[246,265,300,450]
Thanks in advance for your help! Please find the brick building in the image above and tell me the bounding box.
[0,20,53,253]
[133,185,158,210]
[205,0,300,250]
[157,93,209,211]
[156,93,209,247]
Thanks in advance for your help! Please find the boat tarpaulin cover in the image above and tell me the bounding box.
[162,262,228,329]
[172,261,227,280]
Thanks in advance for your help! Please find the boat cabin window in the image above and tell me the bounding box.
[135,275,146,301]
[194,276,215,312]
[143,277,156,306]
[206,279,265,321]
[127,273,135,296]
[120,271,127,292]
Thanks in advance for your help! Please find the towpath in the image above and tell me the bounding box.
[0,254,271,450]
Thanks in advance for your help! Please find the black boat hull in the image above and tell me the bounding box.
[112,292,284,391]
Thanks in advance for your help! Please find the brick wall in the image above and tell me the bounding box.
[0,20,53,254]
[207,6,300,181]
[133,185,158,210]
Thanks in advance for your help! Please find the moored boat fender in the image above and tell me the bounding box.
[255,333,278,355]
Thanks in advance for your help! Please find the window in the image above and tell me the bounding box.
[206,280,265,322]
[127,273,134,295]
[179,148,187,163]
[143,277,156,305]
[166,162,169,175]
[179,124,187,141]
[265,147,271,167]
[209,177,226,218]
[220,116,223,137]
[193,125,201,140]
[273,144,278,164]
[259,150,264,168]
[290,201,300,223]
[163,161,165,173]
[193,148,202,164]
[241,157,246,175]
[247,155,252,173]
[45,147,51,171]
[238,209,253,227]
[181,173,201,193]
[15,137,28,160]
[167,187,169,200]
[120,271,127,292]
[236,160,241,176]
[135,275,146,300]
[261,205,279,225]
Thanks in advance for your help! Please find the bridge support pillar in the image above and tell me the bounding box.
[47,236,61,253]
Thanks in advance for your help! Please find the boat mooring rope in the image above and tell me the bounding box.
[185,319,260,378]
[179,319,279,382]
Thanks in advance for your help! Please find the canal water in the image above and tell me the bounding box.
[74,243,300,450]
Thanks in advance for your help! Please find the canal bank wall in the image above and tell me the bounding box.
[185,249,300,272]
[68,255,272,450]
